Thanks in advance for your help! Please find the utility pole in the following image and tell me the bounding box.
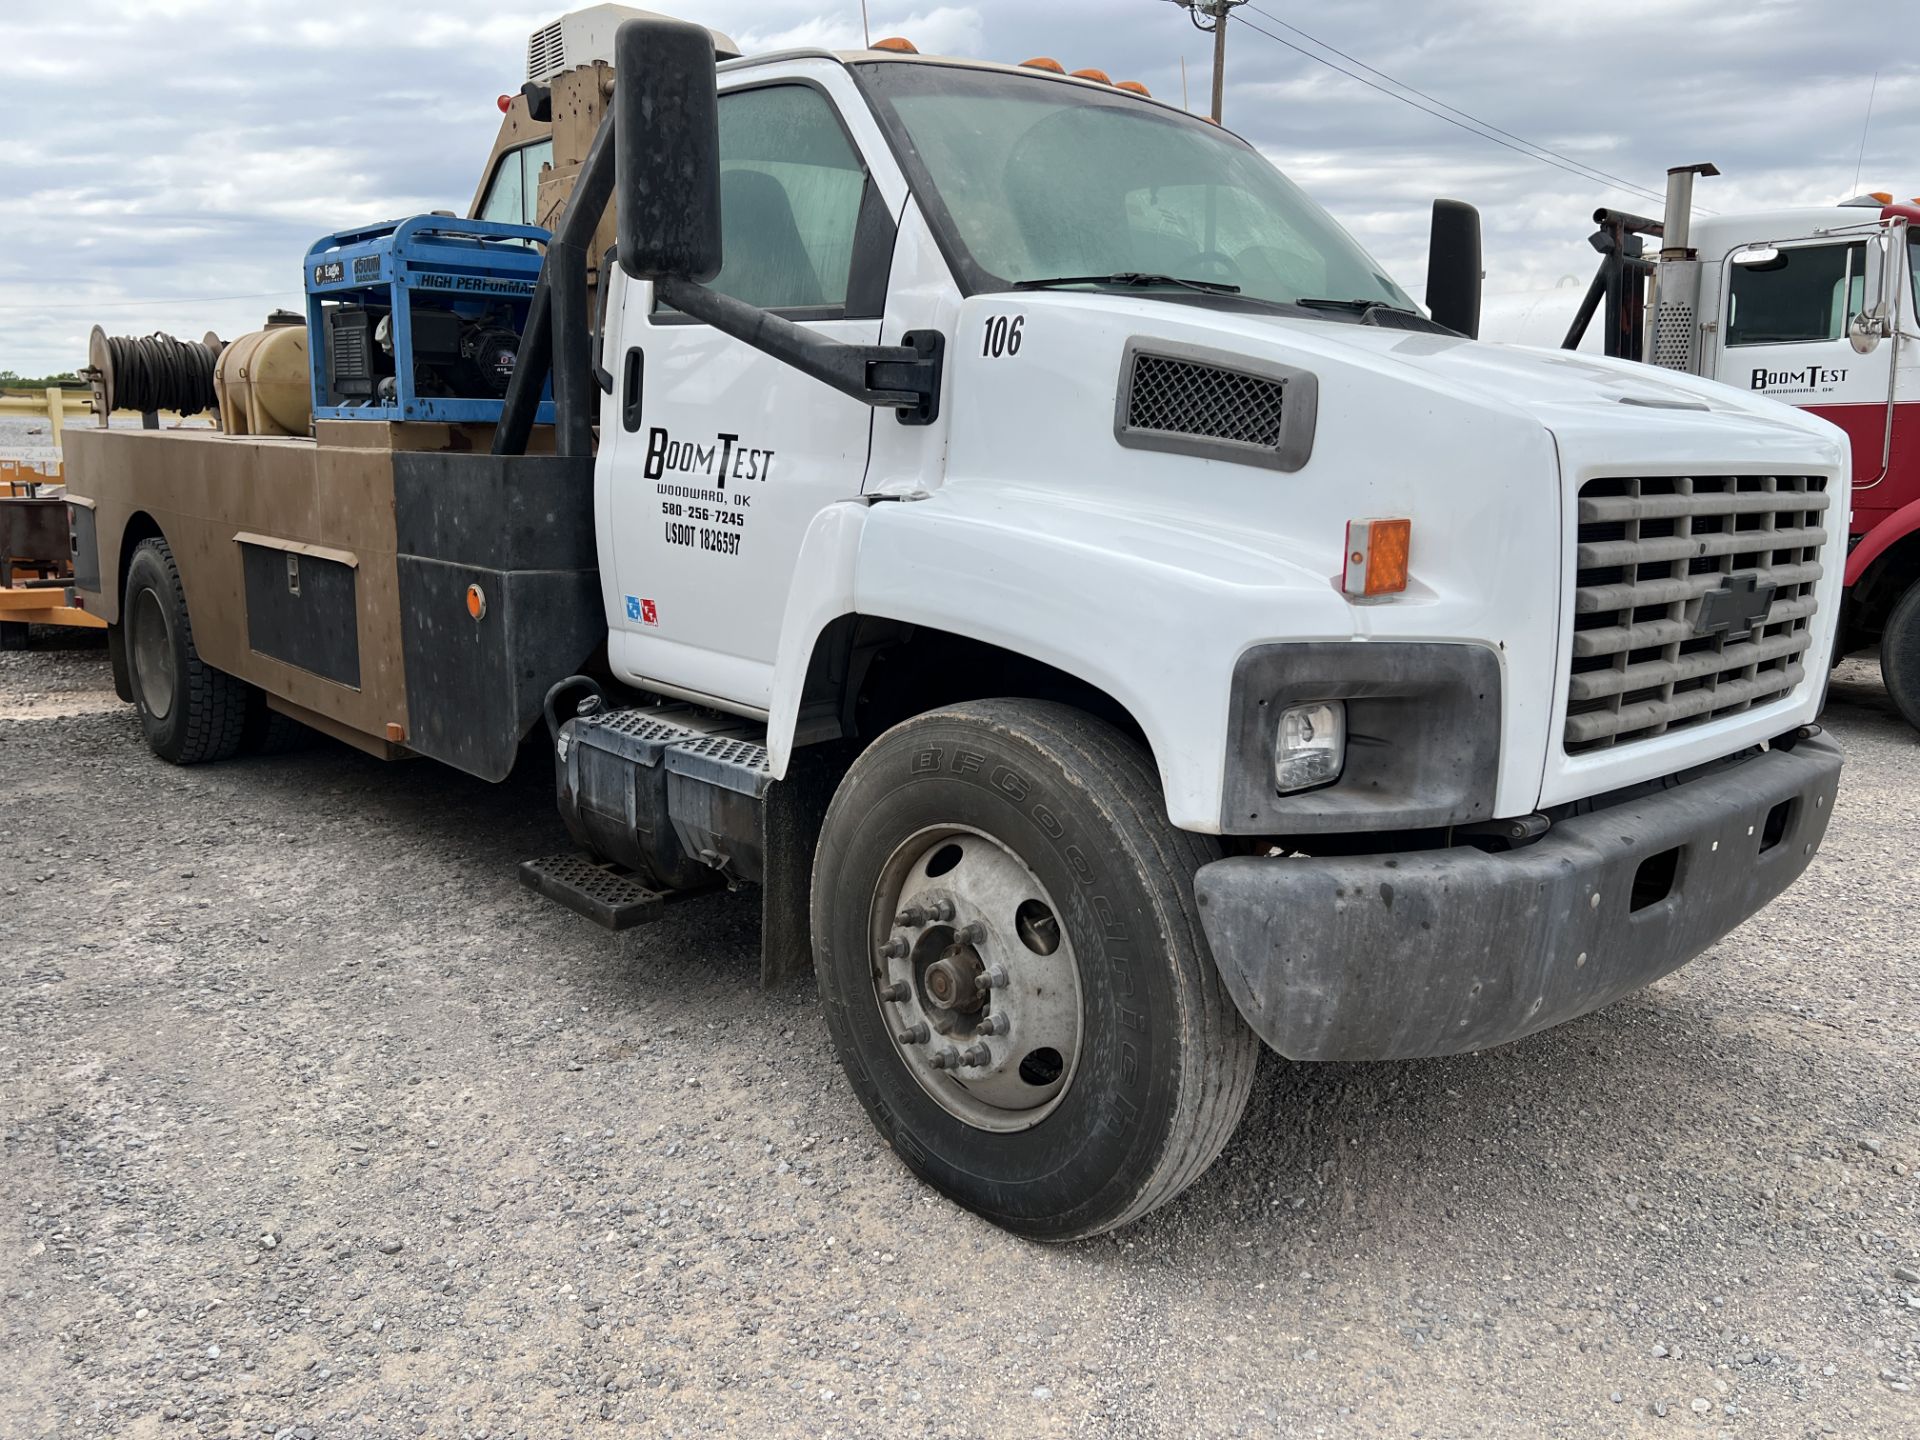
[1168,0,1247,123]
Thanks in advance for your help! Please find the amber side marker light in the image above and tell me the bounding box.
[873,36,918,53]
[1342,517,1411,598]
[466,584,488,620]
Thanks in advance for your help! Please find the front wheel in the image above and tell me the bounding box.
[1882,577,1920,733]
[811,699,1259,1241]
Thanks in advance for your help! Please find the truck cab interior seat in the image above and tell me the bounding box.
[716,168,825,309]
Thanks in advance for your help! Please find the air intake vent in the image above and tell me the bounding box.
[1114,338,1316,472]
[526,21,565,83]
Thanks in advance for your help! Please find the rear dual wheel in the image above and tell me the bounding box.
[124,536,249,764]
[812,699,1259,1241]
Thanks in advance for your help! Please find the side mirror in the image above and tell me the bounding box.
[1847,233,1894,354]
[1849,307,1887,355]
[614,17,723,283]
[1425,199,1482,339]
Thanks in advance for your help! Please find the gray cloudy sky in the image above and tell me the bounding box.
[2,0,1914,375]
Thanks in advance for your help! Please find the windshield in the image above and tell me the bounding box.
[854,62,1415,313]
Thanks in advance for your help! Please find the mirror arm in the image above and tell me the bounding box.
[655,276,943,425]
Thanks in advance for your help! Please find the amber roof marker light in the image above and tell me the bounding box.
[873,36,918,54]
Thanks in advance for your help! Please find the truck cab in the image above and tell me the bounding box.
[62,14,1849,1241]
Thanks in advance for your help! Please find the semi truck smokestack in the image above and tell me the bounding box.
[1660,162,1719,259]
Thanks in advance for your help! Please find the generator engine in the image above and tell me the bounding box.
[324,304,523,406]
[305,215,554,425]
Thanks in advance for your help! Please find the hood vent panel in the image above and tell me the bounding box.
[1113,339,1317,472]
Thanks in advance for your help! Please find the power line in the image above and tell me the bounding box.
[1243,5,1667,204]
[0,290,300,313]
[1230,9,1673,211]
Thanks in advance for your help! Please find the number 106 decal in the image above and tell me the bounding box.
[982,314,1025,358]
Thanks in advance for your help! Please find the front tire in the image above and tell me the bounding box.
[124,536,249,764]
[811,699,1258,1241]
[1882,577,1920,733]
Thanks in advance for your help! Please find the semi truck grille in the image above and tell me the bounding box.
[1564,474,1828,753]
[1126,353,1287,448]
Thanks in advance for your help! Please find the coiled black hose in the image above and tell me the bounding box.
[102,332,219,416]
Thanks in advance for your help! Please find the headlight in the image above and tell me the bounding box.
[1274,701,1345,793]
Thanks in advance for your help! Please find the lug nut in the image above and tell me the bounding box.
[978,1013,1010,1036]
[980,965,1009,990]
[929,1047,962,1071]
[882,936,909,960]
[896,1022,930,1045]
[879,981,910,1001]
[931,898,956,922]
[896,905,929,928]
[958,1042,992,1068]
[956,921,987,946]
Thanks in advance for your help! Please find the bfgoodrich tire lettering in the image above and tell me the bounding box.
[811,699,1258,1241]
[124,536,249,765]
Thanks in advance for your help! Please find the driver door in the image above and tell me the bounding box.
[1714,235,1893,490]
[596,74,895,711]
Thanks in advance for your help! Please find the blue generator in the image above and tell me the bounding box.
[305,216,554,425]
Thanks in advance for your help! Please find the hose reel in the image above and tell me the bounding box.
[84,326,224,421]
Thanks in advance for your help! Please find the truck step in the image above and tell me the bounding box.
[518,853,671,930]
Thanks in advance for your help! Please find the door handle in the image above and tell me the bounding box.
[622,348,644,433]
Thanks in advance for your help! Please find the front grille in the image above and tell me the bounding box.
[1565,474,1828,753]
[1126,353,1286,448]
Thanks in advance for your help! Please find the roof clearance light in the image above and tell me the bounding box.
[1071,67,1113,84]
[1116,80,1151,96]
[873,36,918,53]
[1021,57,1066,73]
[496,94,512,113]
[1342,517,1412,598]
[1870,191,1894,204]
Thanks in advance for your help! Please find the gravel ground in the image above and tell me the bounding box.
[2,634,1915,1439]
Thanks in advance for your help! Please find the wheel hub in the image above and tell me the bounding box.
[130,587,176,722]
[922,948,985,1013]
[868,828,1083,1132]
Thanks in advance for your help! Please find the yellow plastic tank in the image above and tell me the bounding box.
[215,321,311,437]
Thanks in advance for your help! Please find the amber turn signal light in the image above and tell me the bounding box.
[1342,517,1411,598]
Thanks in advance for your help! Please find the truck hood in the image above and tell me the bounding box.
[1150,302,1842,446]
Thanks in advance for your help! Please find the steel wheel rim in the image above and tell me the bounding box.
[130,588,176,721]
[868,825,1084,1133]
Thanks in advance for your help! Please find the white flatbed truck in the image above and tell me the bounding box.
[63,14,1848,1239]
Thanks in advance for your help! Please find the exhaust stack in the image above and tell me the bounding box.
[1660,162,1719,259]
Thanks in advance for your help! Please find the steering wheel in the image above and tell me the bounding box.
[1187,250,1244,282]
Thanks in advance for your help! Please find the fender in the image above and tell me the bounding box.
[1846,494,1920,585]
[764,487,1354,832]
[765,498,869,778]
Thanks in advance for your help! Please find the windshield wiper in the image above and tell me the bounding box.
[1297,296,1423,317]
[1013,272,1241,296]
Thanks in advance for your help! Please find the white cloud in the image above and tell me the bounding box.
[1,0,1914,375]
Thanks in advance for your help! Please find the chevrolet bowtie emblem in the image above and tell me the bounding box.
[1691,572,1777,643]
